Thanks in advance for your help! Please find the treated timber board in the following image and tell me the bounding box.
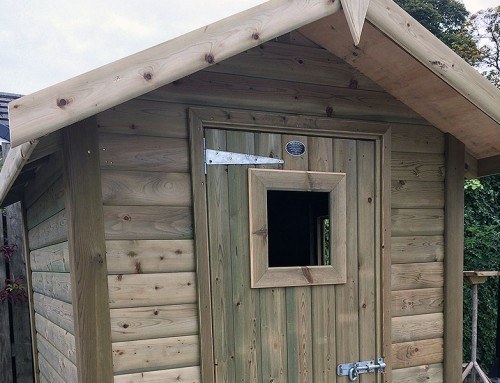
[28,209,67,251]
[391,181,444,209]
[255,133,287,383]
[26,176,65,230]
[38,354,66,383]
[282,134,313,382]
[113,366,201,383]
[391,152,445,182]
[391,125,444,154]
[205,41,383,91]
[188,111,215,382]
[392,338,444,370]
[191,107,392,139]
[30,242,70,272]
[444,134,465,382]
[391,288,444,318]
[112,335,200,374]
[32,272,72,303]
[35,313,76,363]
[357,140,377,382]
[391,236,444,264]
[391,363,443,383]
[103,206,192,240]
[334,139,360,375]
[110,304,198,342]
[226,130,260,381]
[308,136,336,382]
[147,71,423,124]
[391,263,444,291]
[96,100,188,138]
[108,272,197,308]
[27,131,63,164]
[36,334,77,383]
[106,239,195,274]
[205,129,235,382]
[101,170,192,206]
[391,313,444,343]
[99,134,189,172]
[33,293,74,334]
[25,151,64,209]
[391,209,444,237]
[63,118,114,382]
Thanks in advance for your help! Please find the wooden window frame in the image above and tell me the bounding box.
[249,168,346,288]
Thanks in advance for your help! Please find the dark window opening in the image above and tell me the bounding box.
[267,190,330,267]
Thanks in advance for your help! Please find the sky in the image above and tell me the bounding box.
[1,0,499,96]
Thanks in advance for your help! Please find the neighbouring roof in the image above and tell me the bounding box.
[0,93,22,141]
[1,0,500,206]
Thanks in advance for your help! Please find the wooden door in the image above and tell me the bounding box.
[202,128,381,383]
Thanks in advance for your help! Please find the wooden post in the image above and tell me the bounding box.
[463,272,500,382]
[444,133,465,383]
[63,117,114,383]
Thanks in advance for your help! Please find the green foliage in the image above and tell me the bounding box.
[394,0,481,63]
[463,176,500,370]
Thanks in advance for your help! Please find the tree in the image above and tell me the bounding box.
[394,0,482,64]
[469,7,500,87]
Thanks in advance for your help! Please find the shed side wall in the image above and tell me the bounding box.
[25,150,77,383]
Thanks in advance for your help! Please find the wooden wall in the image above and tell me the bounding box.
[25,150,78,383]
[93,34,446,382]
[391,126,445,382]
[97,101,200,381]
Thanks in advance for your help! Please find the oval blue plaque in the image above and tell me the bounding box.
[285,140,306,157]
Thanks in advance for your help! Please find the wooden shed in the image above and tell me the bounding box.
[1,0,500,382]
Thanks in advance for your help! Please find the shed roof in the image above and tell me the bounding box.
[1,0,500,206]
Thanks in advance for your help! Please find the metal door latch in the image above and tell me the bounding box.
[337,358,386,381]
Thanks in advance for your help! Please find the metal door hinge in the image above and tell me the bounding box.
[337,358,386,381]
[204,139,283,173]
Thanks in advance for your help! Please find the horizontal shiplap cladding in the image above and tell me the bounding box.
[37,333,77,383]
[113,366,200,383]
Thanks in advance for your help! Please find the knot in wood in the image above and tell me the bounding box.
[123,214,131,222]
[349,79,359,89]
[57,98,68,108]
[143,72,153,81]
[205,54,215,64]
[252,32,260,40]
[326,106,334,117]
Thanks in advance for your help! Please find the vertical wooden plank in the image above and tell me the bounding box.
[62,117,113,382]
[0,215,13,383]
[227,131,260,382]
[5,202,34,383]
[205,129,235,383]
[282,135,313,383]
[255,133,287,383]
[188,111,215,383]
[444,134,464,383]
[308,136,336,382]
[333,139,359,368]
[381,129,392,383]
[356,141,376,383]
